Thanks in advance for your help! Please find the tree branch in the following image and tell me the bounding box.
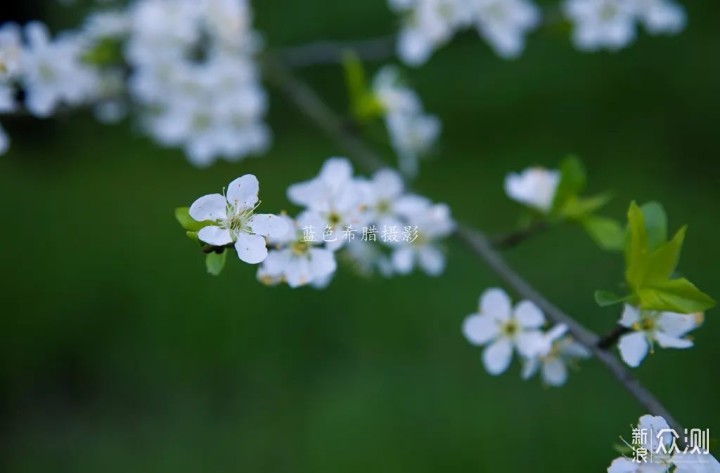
[276,35,396,68]
[262,56,685,435]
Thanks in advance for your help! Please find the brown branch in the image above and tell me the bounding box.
[262,55,686,435]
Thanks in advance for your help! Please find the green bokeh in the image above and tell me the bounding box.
[1,1,719,471]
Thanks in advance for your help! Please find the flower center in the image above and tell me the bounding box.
[376,199,391,214]
[291,240,311,256]
[327,211,342,226]
[501,320,518,337]
[223,202,258,238]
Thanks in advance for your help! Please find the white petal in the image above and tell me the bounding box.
[462,314,499,346]
[285,257,311,288]
[672,452,720,473]
[391,246,415,274]
[261,249,291,277]
[516,330,550,358]
[657,312,698,338]
[619,304,641,328]
[607,457,639,473]
[418,245,445,276]
[618,332,649,368]
[482,338,513,375]
[542,359,568,386]
[655,332,693,349]
[480,288,512,322]
[373,168,404,199]
[250,214,290,239]
[514,300,545,328]
[320,157,353,189]
[189,193,227,222]
[521,358,540,380]
[226,174,259,210]
[197,225,233,246]
[234,232,268,264]
[309,248,337,280]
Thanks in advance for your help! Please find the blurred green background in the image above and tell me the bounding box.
[1,0,719,471]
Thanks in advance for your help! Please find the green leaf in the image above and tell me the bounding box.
[642,226,686,285]
[582,215,625,251]
[552,155,586,210]
[595,290,632,307]
[205,251,227,276]
[562,193,613,219]
[639,201,667,251]
[637,278,715,313]
[342,52,382,121]
[175,207,211,232]
[625,201,648,288]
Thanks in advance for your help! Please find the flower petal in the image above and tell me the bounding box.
[309,248,337,280]
[197,225,232,246]
[418,245,445,276]
[234,232,268,264]
[391,246,414,274]
[516,330,550,358]
[462,314,499,346]
[607,457,639,473]
[618,332,649,368]
[619,304,640,328]
[480,288,512,321]
[189,193,227,222]
[655,332,693,349]
[657,312,698,338]
[250,214,290,239]
[226,174,259,210]
[286,257,311,288]
[514,300,545,328]
[542,359,568,387]
[482,338,513,375]
[521,358,539,380]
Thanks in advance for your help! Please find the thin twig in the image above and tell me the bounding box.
[276,35,396,68]
[262,56,686,435]
[490,221,548,250]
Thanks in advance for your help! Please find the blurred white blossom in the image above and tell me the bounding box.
[373,66,441,176]
[389,0,540,65]
[564,0,686,51]
[504,166,560,213]
[126,0,269,166]
[617,304,702,368]
[521,324,591,386]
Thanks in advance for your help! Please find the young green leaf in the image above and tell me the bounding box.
[552,155,587,211]
[595,290,632,307]
[625,201,649,288]
[582,215,625,251]
[638,278,715,313]
[562,193,613,219]
[175,207,211,232]
[206,251,227,276]
[641,226,686,285]
[639,201,667,251]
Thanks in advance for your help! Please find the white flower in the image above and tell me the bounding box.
[189,174,288,264]
[617,305,701,367]
[0,23,23,80]
[607,415,675,473]
[287,157,369,250]
[634,0,685,35]
[522,324,591,386]
[257,213,337,288]
[564,0,637,51]
[672,452,720,473]
[473,0,541,58]
[389,201,454,276]
[361,168,408,229]
[341,239,395,277]
[504,166,560,213]
[126,0,269,166]
[372,66,441,177]
[21,22,101,117]
[462,288,548,375]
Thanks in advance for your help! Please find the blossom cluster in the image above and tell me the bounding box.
[0,20,117,155]
[372,66,441,177]
[608,414,720,473]
[462,288,591,386]
[186,157,455,288]
[389,0,686,65]
[0,0,268,166]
